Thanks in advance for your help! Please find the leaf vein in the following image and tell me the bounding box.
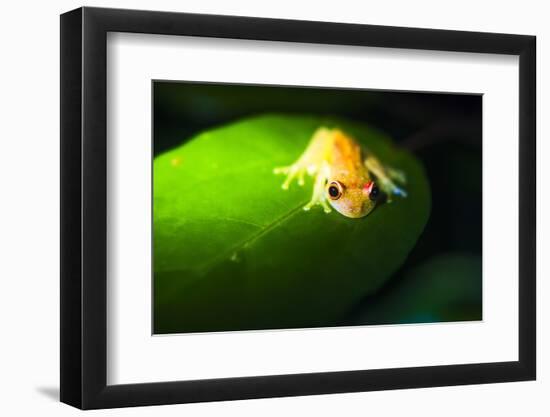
[195,200,308,274]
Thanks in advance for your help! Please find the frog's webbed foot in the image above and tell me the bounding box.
[273,163,307,189]
[304,198,331,213]
[384,166,407,198]
[274,161,331,213]
[379,178,407,201]
[387,166,407,185]
[383,179,407,199]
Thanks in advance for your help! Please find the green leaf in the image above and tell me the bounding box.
[350,253,482,325]
[153,114,431,333]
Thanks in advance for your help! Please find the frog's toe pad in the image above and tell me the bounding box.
[273,166,289,175]
[393,187,407,198]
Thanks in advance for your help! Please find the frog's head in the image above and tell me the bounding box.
[326,179,379,218]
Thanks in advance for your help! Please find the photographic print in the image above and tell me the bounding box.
[153,81,482,335]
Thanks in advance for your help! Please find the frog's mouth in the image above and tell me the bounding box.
[330,191,376,219]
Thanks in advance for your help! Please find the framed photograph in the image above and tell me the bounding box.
[60,6,536,409]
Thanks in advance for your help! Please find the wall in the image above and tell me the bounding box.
[0,0,546,415]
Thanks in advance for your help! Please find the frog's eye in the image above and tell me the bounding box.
[363,181,380,201]
[369,184,380,201]
[327,181,344,200]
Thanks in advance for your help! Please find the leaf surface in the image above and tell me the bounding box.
[351,254,482,325]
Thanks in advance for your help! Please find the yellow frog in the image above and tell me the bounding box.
[274,127,407,218]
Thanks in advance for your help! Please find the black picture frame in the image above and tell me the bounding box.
[60,6,536,410]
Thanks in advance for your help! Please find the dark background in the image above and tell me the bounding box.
[153,81,482,325]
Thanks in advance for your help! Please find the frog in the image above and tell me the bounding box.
[274,127,407,218]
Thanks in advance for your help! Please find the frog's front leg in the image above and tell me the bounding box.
[274,127,332,190]
[275,127,333,212]
[303,162,331,213]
